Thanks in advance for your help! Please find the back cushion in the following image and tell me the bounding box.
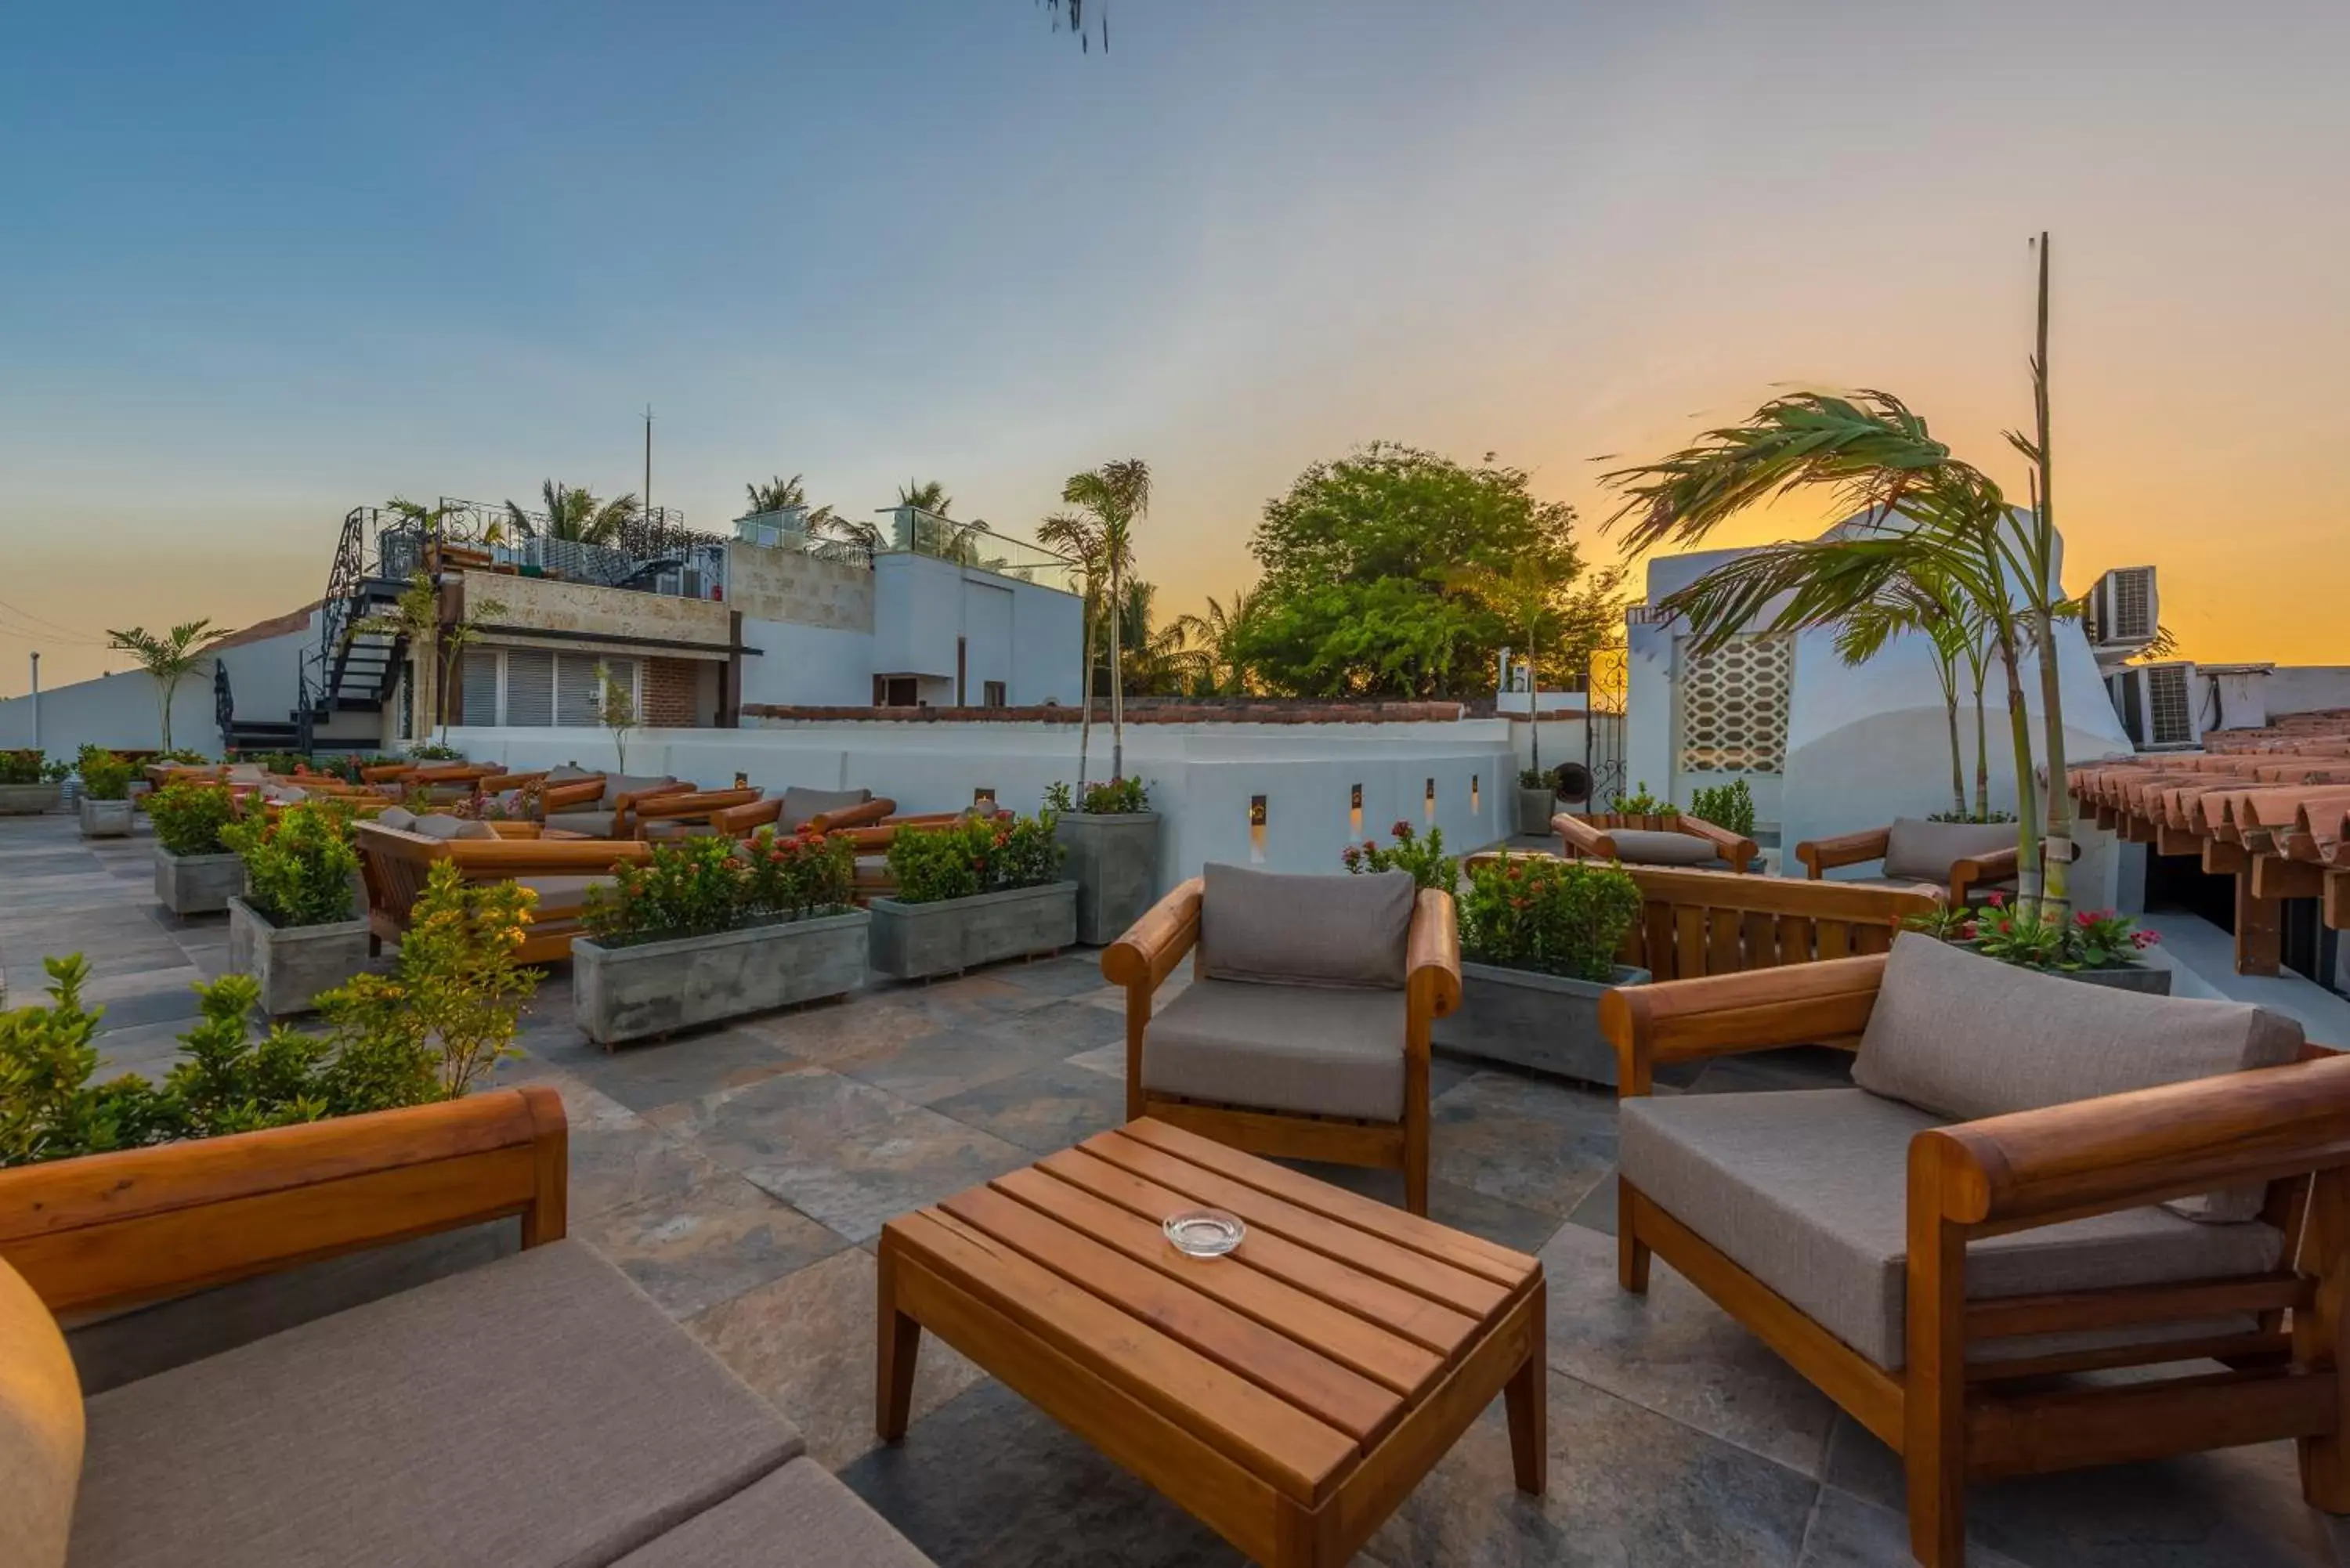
[1882,818,2019,882]
[1606,829,1720,867]
[412,813,494,841]
[375,804,418,833]
[0,1255,82,1568]
[601,774,677,808]
[547,764,599,782]
[779,786,871,831]
[1197,863,1413,990]
[1855,933,2305,1218]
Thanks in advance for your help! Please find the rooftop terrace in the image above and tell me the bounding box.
[4,810,2344,1566]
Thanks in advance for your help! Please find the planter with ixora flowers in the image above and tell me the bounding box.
[1907,897,2170,995]
[869,811,1076,981]
[573,829,871,1047]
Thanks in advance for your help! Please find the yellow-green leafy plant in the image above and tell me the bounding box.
[223,799,360,927]
[76,745,133,802]
[148,779,247,857]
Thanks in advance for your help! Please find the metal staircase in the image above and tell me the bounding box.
[218,508,412,754]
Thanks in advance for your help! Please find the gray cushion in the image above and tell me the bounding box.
[547,764,599,782]
[602,774,678,808]
[545,810,618,837]
[645,821,718,841]
[414,813,497,841]
[1196,863,1412,989]
[1143,978,1408,1122]
[1854,933,2304,1220]
[1619,1089,2286,1371]
[515,875,619,910]
[374,805,418,833]
[70,1240,801,1568]
[779,786,871,831]
[1604,828,1720,866]
[612,1458,935,1568]
[1882,818,2018,882]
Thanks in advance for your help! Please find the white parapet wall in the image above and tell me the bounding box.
[446,716,1518,891]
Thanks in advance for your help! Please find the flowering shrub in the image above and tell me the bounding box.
[1341,821,1458,892]
[148,780,246,857]
[1906,895,2159,972]
[586,829,856,944]
[888,811,1065,905]
[1046,776,1150,815]
[0,750,69,785]
[223,800,360,927]
[1458,853,1643,983]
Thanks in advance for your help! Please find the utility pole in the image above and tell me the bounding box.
[28,652,39,750]
[643,405,654,529]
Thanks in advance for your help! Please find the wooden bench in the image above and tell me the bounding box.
[355,820,653,964]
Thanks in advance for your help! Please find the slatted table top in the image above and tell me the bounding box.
[880,1117,1542,1507]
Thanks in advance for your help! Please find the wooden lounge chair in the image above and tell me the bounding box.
[1795,818,2021,905]
[1553,810,1758,873]
[1102,864,1462,1215]
[356,815,653,963]
[707,786,896,839]
[634,787,766,840]
[538,774,694,839]
[1605,934,2346,1566]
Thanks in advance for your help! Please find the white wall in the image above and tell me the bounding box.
[870,555,964,679]
[444,717,1517,891]
[739,619,876,707]
[2264,667,2350,719]
[960,580,1013,702]
[1007,574,1080,705]
[869,552,1080,706]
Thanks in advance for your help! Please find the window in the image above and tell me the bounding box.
[875,675,918,707]
[982,680,1007,708]
[504,651,555,728]
[459,648,498,728]
[459,649,638,728]
[1675,633,1793,775]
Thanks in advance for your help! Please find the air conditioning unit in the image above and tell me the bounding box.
[2087,565,2158,653]
[2106,660,2200,750]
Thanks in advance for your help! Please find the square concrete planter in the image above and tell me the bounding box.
[78,797,134,838]
[228,896,371,1017]
[1517,788,1560,836]
[155,847,245,916]
[869,880,1079,981]
[1432,959,1650,1086]
[0,782,61,815]
[2056,963,2171,995]
[1054,811,1162,945]
[573,909,873,1048]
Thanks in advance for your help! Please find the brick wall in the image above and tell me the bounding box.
[644,658,702,727]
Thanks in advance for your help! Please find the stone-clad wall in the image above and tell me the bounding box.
[723,542,875,632]
[459,571,732,647]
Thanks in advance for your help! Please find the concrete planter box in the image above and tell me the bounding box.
[2057,963,2171,995]
[1517,788,1560,836]
[155,848,244,916]
[78,797,134,838]
[869,880,1079,981]
[573,909,873,1048]
[1433,959,1650,1086]
[1054,811,1162,945]
[228,896,370,1017]
[0,782,61,815]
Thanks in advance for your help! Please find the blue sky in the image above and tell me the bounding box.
[3,1,2345,688]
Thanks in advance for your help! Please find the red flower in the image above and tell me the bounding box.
[2075,909,2095,927]
[1958,922,1978,941]
[1390,820,1412,841]
[2132,930,2160,948]
[1986,891,2006,909]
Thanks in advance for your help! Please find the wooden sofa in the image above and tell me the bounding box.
[540,773,696,839]
[356,816,653,963]
[1103,865,1462,1215]
[1795,818,2021,906]
[0,1090,935,1568]
[1603,935,2349,1566]
[1553,810,1759,874]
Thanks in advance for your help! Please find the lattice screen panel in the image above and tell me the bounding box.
[1676,634,1793,774]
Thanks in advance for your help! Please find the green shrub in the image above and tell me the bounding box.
[1517,768,1552,791]
[154,748,210,766]
[228,749,308,775]
[1458,853,1642,983]
[1608,780,1674,818]
[406,742,464,761]
[886,811,1065,905]
[149,780,245,857]
[76,745,133,801]
[224,800,359,927]
[1046,777,1149,815]
[585,829,857,945]
[1340,821,1457,891]
[1905,898,2158,972]
[1925,808,2018,824]
[0,750,67,785]
[1687,779,1755,837]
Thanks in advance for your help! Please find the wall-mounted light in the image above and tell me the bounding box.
[1249,794,1268,863]
[974,786,996,811]
[1471,773,1480,813]
[1349,782,1363,837]
[1424,777,1437,824]
[733,771,749,790]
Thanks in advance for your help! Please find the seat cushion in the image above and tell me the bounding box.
[1619,1089,2286,1371]
[1,1255,81,1568]
[1143,978,1408,1122]
[602,775,678,809]
[1604,828,1720,867]
[611,1458,935,1568]
[1196,863,1412,989]
[779,786,870,831]
[547,764,600,783]
[544,810,618,838]
[1854,934,2304,1219]
[645,821,718,841]
[414,813,497,841]
[1881,818,2018,883]
[374,805,418,833]
[70,1240,800,1568]
[515,874,618,912]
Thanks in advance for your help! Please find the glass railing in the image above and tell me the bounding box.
[876,507,1078,593]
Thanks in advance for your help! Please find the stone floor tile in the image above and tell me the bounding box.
[1428,1070,1618,1217]
[863,969,1066,1031]
[927,1057,1131,1154]
[1796,1487,2030,1567]
[645,1065,911,1172]
[566,1115,720,1223]
[1538,1223,1840,1478]
[990,952,1115,999]
[1368,1369,1819,1567]
[737,992,938,1071]
[1064,1039,1126,1078]
[540,1024,804,1114]
[840,1023,1082,1107]
[574,1171,851,1318]
[687,1247,986,1469]
[740,1102,1032,1243]
[1564,1168,1620,1234]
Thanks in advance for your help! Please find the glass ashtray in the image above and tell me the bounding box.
[1163,1209,1246,1258]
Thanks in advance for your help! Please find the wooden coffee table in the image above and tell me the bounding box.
[876,1118,1546,1566]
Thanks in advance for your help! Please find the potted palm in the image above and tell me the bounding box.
[1047,777,1162,945]
[1434,851,1648,1084]
[573,830,872,1047]
[869,812,1077,981]
[0,750,67,815]
[76,746,136,838]
[150,779,249,916]
[224,800,371,1016]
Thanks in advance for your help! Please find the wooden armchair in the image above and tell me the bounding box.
[1603,950,2349,1566]
[1554,810,1758,873]
[1795,818,2021,905]
[1101,871,1462,1214]
[710,789,897,839]
[356,820,653,963]
[538,775,694,840]
[634,787,765,840]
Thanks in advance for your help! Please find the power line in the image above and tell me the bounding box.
[0,594,103,642]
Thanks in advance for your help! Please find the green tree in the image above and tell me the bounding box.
[745,474,807,514]
[106,620,231,754]
[504,480,638,546]
[1059,459,1151,779]
[1173,587,1259,696]
[1444,558,1622,775]
[350,575,441,753]
[1034,508,1108,780]
[1239,443,1584,698]
[1106,580,1194,697]
[896,479,953,515]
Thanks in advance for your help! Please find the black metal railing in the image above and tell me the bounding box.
[214,662,234,751]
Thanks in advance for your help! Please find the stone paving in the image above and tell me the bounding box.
[4,809,2343,1567]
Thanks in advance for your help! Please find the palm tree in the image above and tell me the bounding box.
[1108,580,1194,696]
[504,481,638,547]
[1061,459,1149,779]
[745,475,808,515]
[1036,509,1107,784]
[896,479,953,516]
[1829,572,1978,820]
[1603,390,2055,909]
[105,620,231,753]
[1173,587,1258,696]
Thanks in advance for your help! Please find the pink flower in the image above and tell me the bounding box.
[2132,930,2160,948]
[2076,909,2095,927]
[1958,922,1979,941]
[1986,891,2006,910]
[1390,820,1412,841]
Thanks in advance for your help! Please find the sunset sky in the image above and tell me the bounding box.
[2,0,2343,694]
